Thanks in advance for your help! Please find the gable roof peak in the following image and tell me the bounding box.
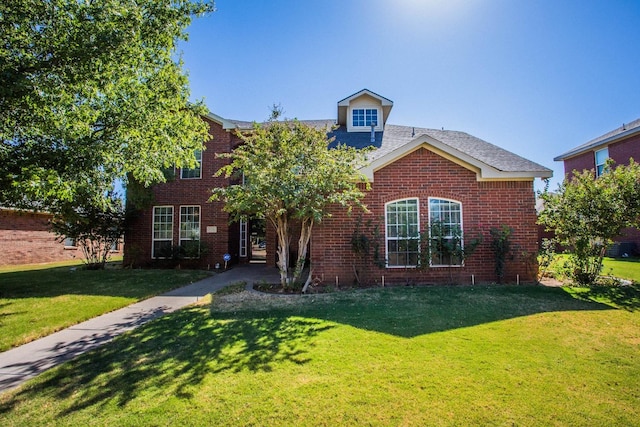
[337,89,394,127]
[337,88,393,107]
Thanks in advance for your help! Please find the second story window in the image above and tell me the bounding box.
[352,108,378,127]
[595,147,609,177]
[181,149,202,179]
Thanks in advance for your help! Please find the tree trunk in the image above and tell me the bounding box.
[272,215,291,288]
[293,217,313,284]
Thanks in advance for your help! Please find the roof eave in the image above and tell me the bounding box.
[554,125,640,161]
[361,135,553,182]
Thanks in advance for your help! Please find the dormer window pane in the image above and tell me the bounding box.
[365,109,377,126]
[352,109,378,127]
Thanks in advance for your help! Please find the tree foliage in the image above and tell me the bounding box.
[539,160,640,285]
[50,190,125,269]
[212,118,369,289]
[0,0,214,209]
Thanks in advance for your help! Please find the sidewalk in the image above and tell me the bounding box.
[0,264,280,395]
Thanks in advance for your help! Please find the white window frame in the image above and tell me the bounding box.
[352,108,378,127]
[385,198,420,268]
[239,218,248,258]
[349,106,382,132]
[595,147,609,177]
[152,206,174,259]
[179,205,201,257]
[180,149,202,179]
[428,198,463,267]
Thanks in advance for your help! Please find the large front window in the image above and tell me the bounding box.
[180,206,201,257]
[152,206,173,258]
[429,198,463,266]
[386,199,419,267]
[352,108,378,127]
[181,150,202,179]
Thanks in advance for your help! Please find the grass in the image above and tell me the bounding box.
[0,262,210,352]
[602,257,640,282]
[547,255,640,284]
[1,284,638,426]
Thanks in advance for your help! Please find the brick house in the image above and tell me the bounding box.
[554,118,640,255]
[0,208,123,266]
[124,89,552,284]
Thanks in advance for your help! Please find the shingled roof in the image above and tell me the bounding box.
[214,117,552,180]
[554,117,640,161]
[327,124,551,179]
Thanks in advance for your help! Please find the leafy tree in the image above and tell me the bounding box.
[539,160,640,285]
[212,117,369,289]
[0,0,213,210]
[50,190,125,269]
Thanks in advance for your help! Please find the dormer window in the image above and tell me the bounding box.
[337,89,392,132]
[353,108,378,127]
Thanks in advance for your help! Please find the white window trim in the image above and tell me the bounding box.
[63,237,77,250]
[152,205,174,259]
[385,198,420,269]
[180,150,203,179]
[179,205,201,258]
[239,218,248,258]
[595,147,609,177]
[428,197,464,267]
[348,106,383,132]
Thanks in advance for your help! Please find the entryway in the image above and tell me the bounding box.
[249,219,266,263]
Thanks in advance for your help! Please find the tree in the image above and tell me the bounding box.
[50,190,125,269]
[0,0,214,210]
[212,117,369,289]
[539,160,640,285]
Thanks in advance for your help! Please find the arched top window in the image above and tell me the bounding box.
[385,198,420,267]
[428,198,463,266]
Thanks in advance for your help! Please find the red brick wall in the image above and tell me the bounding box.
[124,117,243,269]
[311,147,540,285]
[563,133,640,177]
[0,209,79,266]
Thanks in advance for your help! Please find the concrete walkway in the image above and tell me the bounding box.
[0,264,280,395]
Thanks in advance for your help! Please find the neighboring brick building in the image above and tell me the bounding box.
[0,208,72,266]
[554,118,640,255]
[1,208,124,267]
[124,89,553,284]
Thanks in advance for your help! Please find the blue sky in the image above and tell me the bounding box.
[179,0,640,190]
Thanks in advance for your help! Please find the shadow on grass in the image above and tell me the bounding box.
[0,285,622,418]
[0,266,208,300]
[568,284,640,312]
[0,307,331,416]
[270,285,617,338]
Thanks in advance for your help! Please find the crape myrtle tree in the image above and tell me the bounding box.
[538,159,640,285]
[0,0,214,210]
[212,113,369,289]
[50,190,125,269]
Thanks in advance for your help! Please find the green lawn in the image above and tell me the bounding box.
[602,257,640,282]
[0,262,210,352]
[1,284,638,426]
[548,255,640,284]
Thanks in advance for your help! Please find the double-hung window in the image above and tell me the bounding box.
[595,147,609,177]
[352,108,378,127]
[152,206,173,258]
[385,199,420,267]
[181,150,202,179]
[180,206,201,257]
[429,198,463,266]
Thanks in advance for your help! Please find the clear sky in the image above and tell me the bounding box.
[179,0,640,190]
